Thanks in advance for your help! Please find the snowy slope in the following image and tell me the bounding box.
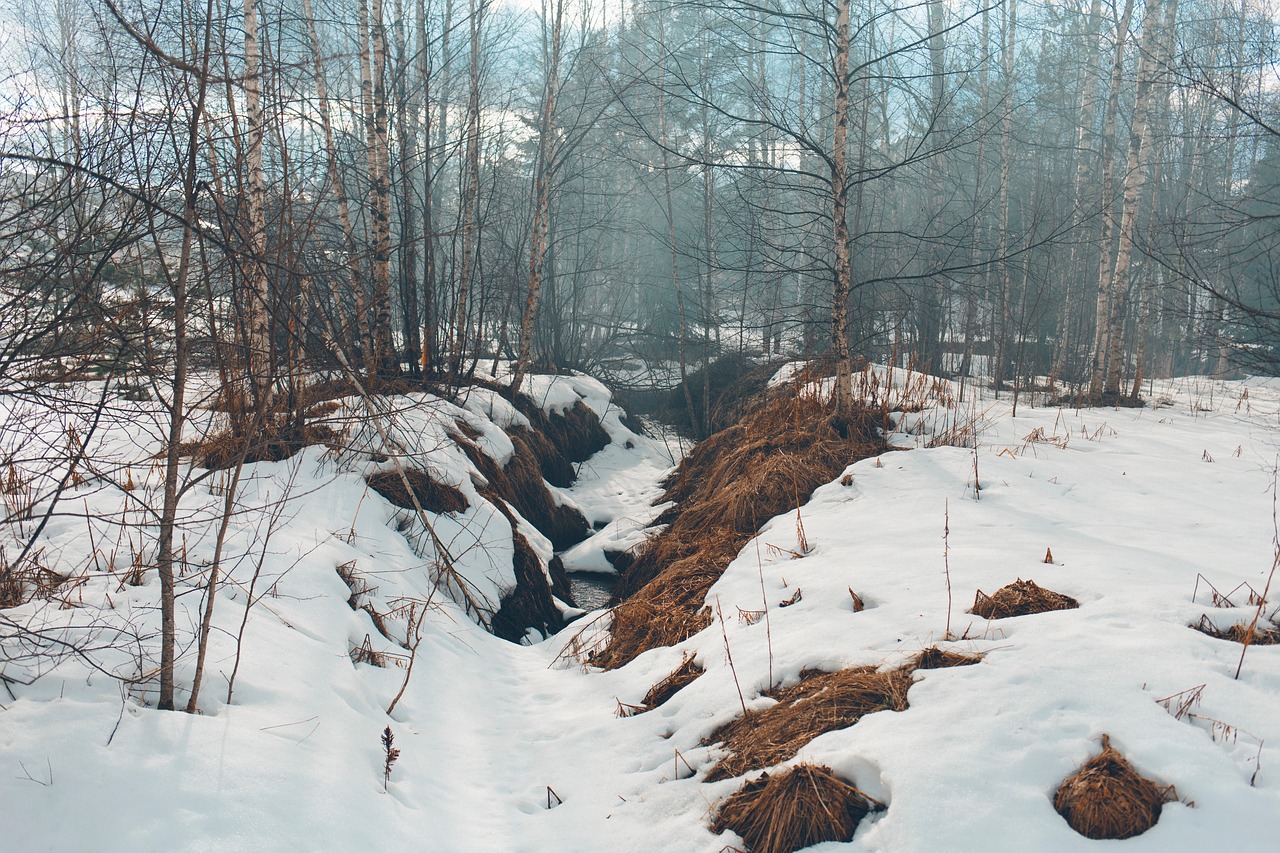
[3,372,1280,851]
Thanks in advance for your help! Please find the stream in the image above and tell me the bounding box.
[568,571,616,611]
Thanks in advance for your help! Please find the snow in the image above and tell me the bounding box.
[3,371,1280,851]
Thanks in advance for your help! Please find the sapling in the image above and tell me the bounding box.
[943,501,953,639]
[381,726,400,790]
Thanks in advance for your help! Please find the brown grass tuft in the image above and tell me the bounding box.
[641,653,704,710]
[490,532,569,642]
[458,436,588,551]
[596,384,887,668]
[1054,735,1177,840]
[589,533,737,669]
[1191,614,1280,645]
[176,420,342,470]
[703,667,911,782]
[711,763,884,853]
[905,645,982,672]
[366,470,468,515]
[971,579,1079,619]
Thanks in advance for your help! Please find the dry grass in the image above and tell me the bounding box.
[489,531,571,642]
[703,666,912,782]
[366,469,468,515]
[467,378,610,467]
[1054,735,1177,840]
[657,354,791,436]
[0,550,67,609]
[589,555,723,670]
[596,384,886,668]
[971,579,1079,619]
[458,435,588,551]
[641,653,703,710]
[905,645,982,672]
[177,420,343,470]
[1192,614,1280,646]
[711,763,884,853]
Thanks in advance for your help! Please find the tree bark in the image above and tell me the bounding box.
[831,0,854,419]
[511,0,564,397]
[242,0,272,407]
[1087,0,1135,397]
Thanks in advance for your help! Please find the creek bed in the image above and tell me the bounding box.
[568,571,617,611]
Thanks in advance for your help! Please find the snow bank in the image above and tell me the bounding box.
[3,371,1279,851]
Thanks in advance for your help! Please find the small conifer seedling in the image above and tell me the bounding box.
[381,726,400,791]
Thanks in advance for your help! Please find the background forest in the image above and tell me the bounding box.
[3,0,1279,429]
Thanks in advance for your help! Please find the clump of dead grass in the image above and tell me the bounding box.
[458,435,588,550]
[703,666,911,782]
[971,579,1079,619]
[177,419,343,470]
[490,532,569,642]
[905,645,982,672]
[366,469,468,515]
[0,550,68,609]
[590,555,723,670]
[640,653,703,711]
[1053,735,1177,840]
[711,763,884,853]
[466,378,610,470]
[596,382,886,668]
[1191,614,1280,646]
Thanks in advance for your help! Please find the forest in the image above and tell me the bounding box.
[2,1,1280,851]
[3,0,1279,413]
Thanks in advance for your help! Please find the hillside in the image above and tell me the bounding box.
[2,367,1279,851]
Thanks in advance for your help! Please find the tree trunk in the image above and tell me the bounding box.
[453,0,482,382]
[993,0,1017,392]
[369,0,396,378]
[157,0,215,711]
[511,0,564,397]
[1101,0,1172,396]
[1053,0,1105,381]
[831,0,854,419]
[395,0,421,377]
[242,0,271,407]
[1088,0,1135,397]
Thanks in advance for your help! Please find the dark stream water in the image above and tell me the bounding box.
[568,571,616,611]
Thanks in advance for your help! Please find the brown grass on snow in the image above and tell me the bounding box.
[905,645,982,672]
[595,383,887,669]
[640,653,703,711]
[457,435,588,551]
[971,578,1079,619]
[703,666,911,782]
[366,469,468,514]
[1054,735,1177,840]
[177,420,343,470]
[711,763,884,853]
[1191,614,1280,645]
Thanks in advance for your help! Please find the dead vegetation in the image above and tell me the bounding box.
[595,380,886,669]
[1053,735,1177,840]
[176,419,343,470]
[0,550,68,609]
[640,653,703,711]
[490,532,572,642]
[703,666,912,782]
[1191,614,1280,646]
[458,435,589,551]
[711,764,884,853]
[466,377,610,476]
[655,354,790,437]
[366,469,468,515]
[971,579,1079,619]
[905,645,982,672]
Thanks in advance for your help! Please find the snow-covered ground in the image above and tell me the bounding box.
[3,371,1280,851]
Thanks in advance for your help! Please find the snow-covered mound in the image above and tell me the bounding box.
[2,369,1278,851]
